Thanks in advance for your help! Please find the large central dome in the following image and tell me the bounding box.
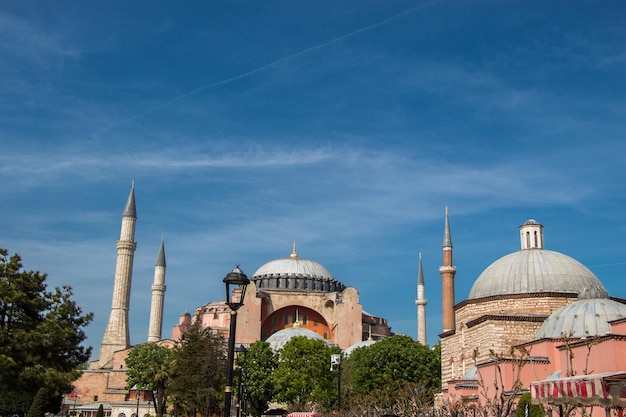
[252,243,346,293]
[468,220,605,300]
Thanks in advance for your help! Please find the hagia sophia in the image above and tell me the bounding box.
[67,185,626,417]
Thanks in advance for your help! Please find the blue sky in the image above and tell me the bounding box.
[1,1,624,360]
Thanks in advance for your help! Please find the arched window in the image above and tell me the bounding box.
[534,231,538,247]
[118,413,126,417]
[526,231,531,248]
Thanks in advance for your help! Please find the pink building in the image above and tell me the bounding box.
[440,216,626,417]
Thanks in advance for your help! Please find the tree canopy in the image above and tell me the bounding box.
[272,336,340,412]
[0,248,93,415]
[237,341,278,417]
[343,335,441,414]
[168,321,227,417]
[125,342,177,417]
[347,335,441,395]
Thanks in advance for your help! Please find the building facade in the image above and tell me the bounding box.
[439,215,626,416]
[172,242,392,350]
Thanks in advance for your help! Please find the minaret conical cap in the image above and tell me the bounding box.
[443,206,452,248]
[156,236,166,267]
[418,252,424,285]
[123,181,137,218]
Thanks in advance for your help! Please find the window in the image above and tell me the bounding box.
[323,331,328,339]
[313,319,318,326]
[272,316,278,325]
[93,395,98,402]
[283,314,290,324]
[119,413,126,417]
[302,315,308,324]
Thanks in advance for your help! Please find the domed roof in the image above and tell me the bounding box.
[252,243,346,293]
[460,365,478,381]
[265,326,330,351]
[535,289,626,339]
[343,339,377,356]
[468,249,605,299]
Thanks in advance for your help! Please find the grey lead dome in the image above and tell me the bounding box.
[468,249,605,299]
[535,290,626,339]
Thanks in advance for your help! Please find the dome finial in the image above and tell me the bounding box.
[293,309,301,327]
[291,241,298,258]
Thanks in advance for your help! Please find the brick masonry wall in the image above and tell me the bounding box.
[441,294,575,390]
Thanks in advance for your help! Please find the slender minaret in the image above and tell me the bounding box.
[439,206,457,333]
[415,252,427,345]
[147,237,167,342]
[100,183,137,368]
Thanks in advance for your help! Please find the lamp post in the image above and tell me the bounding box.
[235,344,248,417]
[223,266,250,417]
[136,387,141,417]
[72,393,78,416]
[331,354,342,410]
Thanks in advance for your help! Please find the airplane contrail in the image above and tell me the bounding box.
[92,1,439,136]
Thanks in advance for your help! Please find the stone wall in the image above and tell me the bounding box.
[441,293,576,390]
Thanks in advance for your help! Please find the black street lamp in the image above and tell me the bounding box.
[223,266,250,417]
[235,344,248,417]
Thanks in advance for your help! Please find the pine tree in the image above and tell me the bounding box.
[0,249,93,415]
[27,387,47,417]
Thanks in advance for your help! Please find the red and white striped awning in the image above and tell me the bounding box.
[531,372,626,408]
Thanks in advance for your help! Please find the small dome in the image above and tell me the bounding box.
[460,365,478,381]
[252,244,346,293]
[343,339,377,356]
[265,327,329,351]
[468,250,605,299]
[535,296,626,339]
[523,219,540,226]
[578,285,609,300]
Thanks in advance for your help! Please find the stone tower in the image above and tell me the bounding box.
[147,237,167,342]
[99,183,137,368]
[415,252,427,345]
[439,206,456,333]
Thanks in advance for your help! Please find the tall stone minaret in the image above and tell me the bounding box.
[147,237,167,342]
[439,206,457,333]
[100,183,137,368]
[415,252,427,345]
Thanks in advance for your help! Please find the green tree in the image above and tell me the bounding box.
[0,249,93,415]
[272,336,339,412]
[125,342,177,417]
[168,322,226,417]
[96,403,104,417]
[346,335,441,405]
[237,341,278,417]
[27,387,47,417]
